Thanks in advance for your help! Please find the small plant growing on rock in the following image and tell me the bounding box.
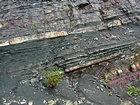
[100,78,109,83]
[32,23,37,28]
[42,69,64,88]
[127,86,140,97]
[108,91,113,96]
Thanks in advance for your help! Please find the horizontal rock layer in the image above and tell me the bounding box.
[0,0,140,45]
[0,0,140,78]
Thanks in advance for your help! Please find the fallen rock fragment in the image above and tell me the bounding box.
[120,101,134,105]
[136,62,140,70]
[130,64,137,72]
[0,23,2,28]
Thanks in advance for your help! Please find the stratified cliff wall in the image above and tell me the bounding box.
[0,0,140,78]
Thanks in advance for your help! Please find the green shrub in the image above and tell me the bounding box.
[42,69,64,88]
[127,86,140,97]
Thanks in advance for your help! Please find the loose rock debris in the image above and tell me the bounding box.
[102,33,120,40]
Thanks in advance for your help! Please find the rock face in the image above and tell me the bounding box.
[0,0,140,71]
[77,74,121,105]
[0,0,140,79]
[0,1,140,105]
[0,0,140,42]
[0,0,140,82]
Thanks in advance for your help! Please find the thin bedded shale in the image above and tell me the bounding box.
[0,0,140,40]
[0,27,138,77]
[0,0,139,88]
[0,1,140,105]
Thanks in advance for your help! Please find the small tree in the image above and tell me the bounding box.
[42,69,64,88]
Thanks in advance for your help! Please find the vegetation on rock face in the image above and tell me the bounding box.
[42,69,64,88]
[127,86,140,97]
[108,91,113,96]
[32,23,37,28]
[100,78,109,83]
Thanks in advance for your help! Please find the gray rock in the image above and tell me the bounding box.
[54,80,77,101]
[56,100,65,105]
[77,74,121,105]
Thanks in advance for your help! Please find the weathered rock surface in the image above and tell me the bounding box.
[77,74,121,105]
[0,0,140,46]
[0,0,140,105]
